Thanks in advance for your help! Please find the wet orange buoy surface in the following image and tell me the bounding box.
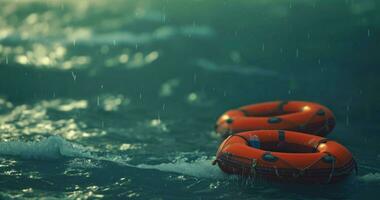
[215,101,335,137]
[213,130,356,183]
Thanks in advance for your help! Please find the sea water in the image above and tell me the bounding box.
[0,0,379,199]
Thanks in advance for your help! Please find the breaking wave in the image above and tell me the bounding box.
[0,136,226,179]
[0,135,92,160]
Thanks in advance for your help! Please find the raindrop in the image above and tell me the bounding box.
[346,105,350,126]
[318,58,321,65]
[162,5,167,24]
[113,40,117,46]
[262,43,265,52]
[187,92,198,102]
[71,71,77,81]
[162,103,165,111]
[5,56,8,64]
[73,40,76,47]
[346,114,350,126]
[307,32,311,40]
[296,48,299,58]
[280,48,283,54]
[97,96,100,106]
[368,29,370,37]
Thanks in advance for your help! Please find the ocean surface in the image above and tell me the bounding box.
[0,0,379,199]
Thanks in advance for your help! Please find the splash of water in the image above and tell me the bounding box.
[136,157,226,179]
[0,135,92,160]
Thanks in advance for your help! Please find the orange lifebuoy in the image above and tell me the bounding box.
[215,101,335,137]
[214,130,356,183]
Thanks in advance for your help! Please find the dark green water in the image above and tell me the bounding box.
[0,0,379,199]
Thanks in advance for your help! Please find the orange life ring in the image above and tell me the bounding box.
[215,101,335,137]
[213,130,356,183]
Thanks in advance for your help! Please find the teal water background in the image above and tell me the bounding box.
[0,0,379,199]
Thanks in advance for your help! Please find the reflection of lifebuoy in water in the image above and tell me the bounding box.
[215,101,335,137]
[213,130,356,183]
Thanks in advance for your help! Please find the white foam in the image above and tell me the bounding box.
[0,136,233,180]
[66,158,101,169]
[357,173,380,183]
[136,157,226,179]
[0,136,92,160]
